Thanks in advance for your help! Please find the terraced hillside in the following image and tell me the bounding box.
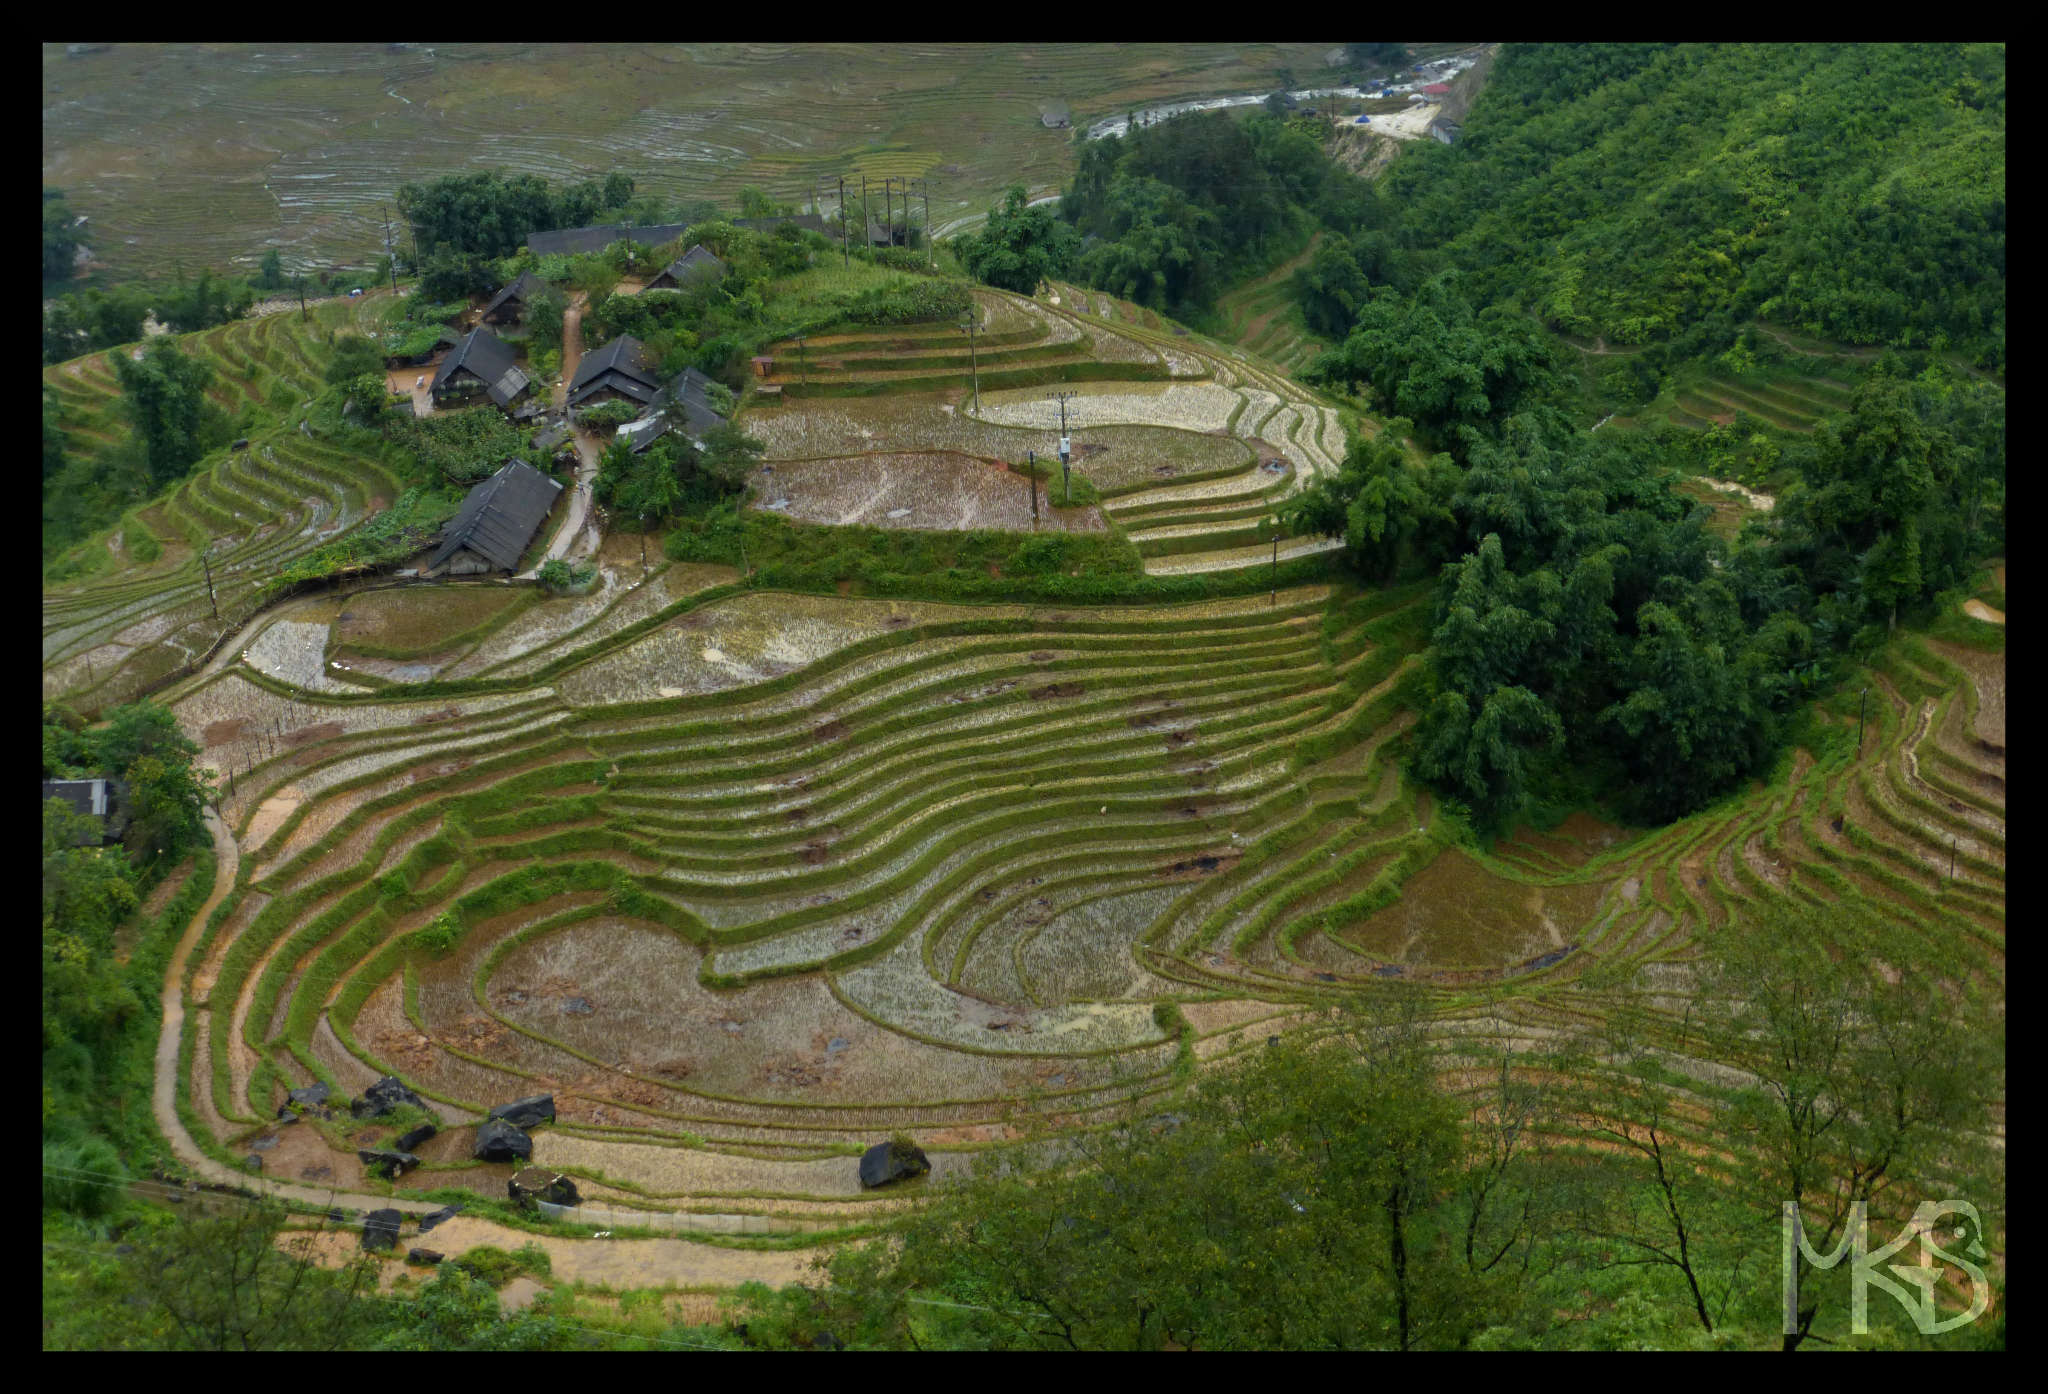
[44,42,1339,283]
[751,282,1354,574]
[42,291,409,715]
[152,522,2006,1237]
[1214,234,1327,376]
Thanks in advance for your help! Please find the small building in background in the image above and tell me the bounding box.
[43,778,128,846]
[424,460,563,576]
[1429,118,1463,145]
[646,244,728,291]
[480,270,551,326]
[430,327,531,410]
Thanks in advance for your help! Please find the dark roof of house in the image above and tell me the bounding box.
[567,334,662,407]
[532,422,572,453]
[428,459,563,572]
[525,222,693,258]
[432,328,530,405]
[654,245,727,287]
[481,270,549,318]
[43,778,127,844]
[732,213,829,236]
[621,368,730,452]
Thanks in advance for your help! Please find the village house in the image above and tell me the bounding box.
[645,245,728,291]
[424,459,563,576]
[615,366,731,453]
[567,334,664,410]
[480,270,551,325]
[430,327,531,409]
[43,778,128,846]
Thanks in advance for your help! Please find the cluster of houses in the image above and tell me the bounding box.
[398,225,754,576]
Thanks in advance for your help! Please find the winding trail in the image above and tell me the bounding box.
[147,808,829,1290]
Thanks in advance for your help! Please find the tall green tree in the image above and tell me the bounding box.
[956,184,1081,294]
[113,339,226,489]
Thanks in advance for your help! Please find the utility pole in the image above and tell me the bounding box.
[297,274,308,321]
[915,177,932,267]
[1271,533,1279,606]
[383,205,398,293]
[960,315,981,415]
[1050,391,1076,503]
[884,177,894,249]
[839,177,849,269]
[860,175,868,253]
[203,548,218,618]
[1857,686,1869,755]
[794,333,807,386]
[1029,456,1039,527]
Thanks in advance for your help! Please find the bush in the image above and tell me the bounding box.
[409,910,461,957]
[576,400,639,431]
[43,1137,124,1217]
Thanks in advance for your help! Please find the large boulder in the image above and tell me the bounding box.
[473,1118,532,1163]
[406,1248,444,1267]
[361,1209,402,1252]
[356,1149,422,1179]
[858,1138,931,1190]
[394,1123,439,1153]
[509,1167,581,1207]
[286,1081,330,1109]
[351,1076,425,1120]
[487,1095,555,1130]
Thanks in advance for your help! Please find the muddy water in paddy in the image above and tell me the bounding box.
[1341,849,1613,969]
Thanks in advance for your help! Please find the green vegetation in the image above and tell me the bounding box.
[1355,44,2005,371]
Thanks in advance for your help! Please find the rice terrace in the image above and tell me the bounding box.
[43,42,2004,1351]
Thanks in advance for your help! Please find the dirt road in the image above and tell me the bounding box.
[554,293,587,412]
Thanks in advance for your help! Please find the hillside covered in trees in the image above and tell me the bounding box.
[1370,43,2005,367]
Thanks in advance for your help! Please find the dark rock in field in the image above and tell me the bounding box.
[286,1081,331,1109]
[244,1153,264,1172]
[488,1095,555,1129]
[1372,965,1404,979]
[510,1166,581,1206]
[473,1119,532,1163]
[328,1208,350,1222]
[859,1139,931,1190]
[249,1133,279,1152]
[826,1037,850,1056]
[357,1149,422,1179]
[232,438,250,451]
[417,1203,464,1234]
[361,1209,402,1252]
[276,1106,301,1124]
[351,1075,424,1119]
[406,1248,444,1266]
[1313,972,1338,983]
[560,997,593,1015]
[395,1123,438,1153]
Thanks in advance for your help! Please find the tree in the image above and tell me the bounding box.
[1694,900,2004,1350]
[113,340,225,488]
[256,248,285,289]
[956,184,1080,294]
[1285,428,1458,581]
[694,422,766,496]
[323,334,385,386]
[119,1201,382,1350]
[370,1266,566,1351]
[42,799,141,1051]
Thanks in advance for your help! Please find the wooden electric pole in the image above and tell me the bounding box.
[383,206,399,292]
[960,315,981,415]
[203,548,218,618]
[840,177,849,269]
[860,176,868,252]
[915,177,932,267]
[1857,686,1869,754]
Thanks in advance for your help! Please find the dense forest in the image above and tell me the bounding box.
[1359,43,2005,368]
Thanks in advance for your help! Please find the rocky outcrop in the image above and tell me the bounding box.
[487,1095,555,1129]
[357,1149,422,1179]
[858,1138,931,1189]
[361,1209,403,1251]
[351,1076,425,1120]
[473,1118,532,1163]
